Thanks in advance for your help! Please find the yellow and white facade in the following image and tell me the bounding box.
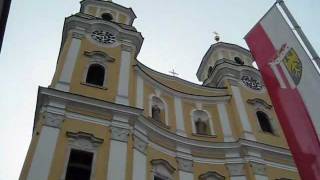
[20,0,301,180]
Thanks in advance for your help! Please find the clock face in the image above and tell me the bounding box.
[91,30,116,44]
[241,75,263,90]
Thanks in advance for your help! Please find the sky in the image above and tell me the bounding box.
[0,0,319,179]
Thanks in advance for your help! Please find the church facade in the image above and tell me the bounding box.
[20,0,300,180]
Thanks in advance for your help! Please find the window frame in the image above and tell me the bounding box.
[190,109,215,136]
[149,94,169,126]
[61,132,103,180]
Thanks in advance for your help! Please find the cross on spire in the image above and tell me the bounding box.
[169,69,178,77]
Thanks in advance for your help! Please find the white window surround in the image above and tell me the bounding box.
[61,131,103,180]
[199,171,225,180]
[82,51,115,89]
[247,98,278,135]
[148,94,169,126]
[151,159,175,180]
[190,109,215,136]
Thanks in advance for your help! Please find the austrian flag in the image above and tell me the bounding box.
[245,3,320,180]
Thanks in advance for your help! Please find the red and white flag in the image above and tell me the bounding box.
[245,4,320,179]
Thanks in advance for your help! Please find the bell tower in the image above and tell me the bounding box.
[51,0,143,105]
[196,42,263,91]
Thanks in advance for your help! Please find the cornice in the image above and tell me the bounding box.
[61,14,144,56]
[135,64,231,103]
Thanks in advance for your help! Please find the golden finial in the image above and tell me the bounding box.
[214,31,220,42]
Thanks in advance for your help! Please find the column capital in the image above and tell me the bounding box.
[226,163,245,176]
[133,136,148,154]
[43,112,64,128]
[176,157,193,173]
[250,162,266,176]
[71,30,85,39]
[110,126,130,142]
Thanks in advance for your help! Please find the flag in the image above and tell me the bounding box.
[245,4,320,180]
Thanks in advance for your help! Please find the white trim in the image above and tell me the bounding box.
[107,140,128,180]
[116,49,131,105]
[217,103,235,142]
[55,37,82,92]
[231,86,255,141]
[27,126,60,180]
[174,96,186,136]
[136,75,144,109]
[132,149,147,180]
[179,171,193,180]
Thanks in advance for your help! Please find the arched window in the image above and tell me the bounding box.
[208,66,213,78]
[192,110,212,135]
[256,111,273,134]
[86,64,105,86]
[101,13,113,21]
[151,96,166,123]
[234,57,244,65]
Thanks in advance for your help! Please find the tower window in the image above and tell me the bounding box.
[234,57,244,65]
[151,96,166,124]
[101,13,113,21]
[192,110,213,136]
[65,149,93,180]
[256,111,273,134]
[152,105,161,121]
[86,64,105,86]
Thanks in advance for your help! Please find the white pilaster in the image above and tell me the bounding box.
[132,136,148,180]
[27,113,64,180]
[250,162,268,180]
[174,97,186,136]
[116,45,132,105]
[176,145,193,180]
[231,86,255,141]
[226,163,247,180]
[107,126,129,180]
[136,75,144,109]
[55,32,83,92]
[217,103,235,142]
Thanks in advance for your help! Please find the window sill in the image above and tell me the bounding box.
[258,130,279,137]
[81,82,108,90]
[192,133,217,138]
[147,116,170,130]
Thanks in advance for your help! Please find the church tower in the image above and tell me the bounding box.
[20,1,300,180]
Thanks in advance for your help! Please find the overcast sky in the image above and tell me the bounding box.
[0,0,319,179]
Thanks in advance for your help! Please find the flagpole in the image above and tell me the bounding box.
[276,0,320,68]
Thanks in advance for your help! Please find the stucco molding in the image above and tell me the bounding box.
[110,126,129,142]
[226,163,245,176]
[43,112,64,128]
[247,98,272,110]
[133,136,148,154]
[250,162,267,175]
[151,159,176,176]
[176,157,193,173]
[199,171,225,180]
[66,131,103,150]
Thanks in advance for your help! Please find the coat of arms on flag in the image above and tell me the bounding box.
[283,48,302,85]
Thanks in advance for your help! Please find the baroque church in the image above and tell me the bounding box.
[20,0,301,180]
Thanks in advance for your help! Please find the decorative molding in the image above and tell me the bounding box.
[121,43,133,52]
[133,136,148,154]
[226,163,245,176]
[110,126,129,142]
[84,51,115,62]
[176,158,193,173]
[199,171,225,180]
[43,112,64,128]
[247,98,272,109]
[71,31,85,39]
[250,162,267,175]
[66,131,103,150]
[151,159,176,174]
